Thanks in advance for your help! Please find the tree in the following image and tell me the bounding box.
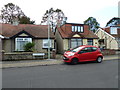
[1,3,25,24]
[106,17,120,27]
[19,16,35,24]
[1,3,35,24]
[24,42,35,52]
[84,17,100,33]
[41,8,67,32]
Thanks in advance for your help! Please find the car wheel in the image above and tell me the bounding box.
[71,58,78,65]
[96,57,102,63]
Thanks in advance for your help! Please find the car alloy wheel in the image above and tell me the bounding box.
[97,57,102,63]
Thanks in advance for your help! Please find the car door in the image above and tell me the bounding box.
[77,47,93,61]
[90,47,98,60]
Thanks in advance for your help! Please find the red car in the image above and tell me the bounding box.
[63,45,103,64]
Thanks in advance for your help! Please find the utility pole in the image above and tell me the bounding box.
[48,15,50,59]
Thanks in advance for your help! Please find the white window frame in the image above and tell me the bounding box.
[81,26,84,32]
[72,26,75,32]
[43,39,52,48]
[71,39,82,48]
[75,26,78,32]
[87,39,93,45]
[78,26,81,32]
[15,38,32,51]
[72,26,84,32]
[110,27,117,34]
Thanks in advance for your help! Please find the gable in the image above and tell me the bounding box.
[10,30,35,39]
[72,34,81,37]
[18,33,29,37]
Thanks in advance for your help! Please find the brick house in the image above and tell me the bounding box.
[55,23,99,53]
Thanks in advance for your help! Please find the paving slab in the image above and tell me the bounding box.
[1,55,119,69]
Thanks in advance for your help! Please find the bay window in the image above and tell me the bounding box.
[15,38,32,51]
[71,39,82,48]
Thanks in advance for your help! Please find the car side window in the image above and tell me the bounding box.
[92,47,97,51]
[79,47,92,54]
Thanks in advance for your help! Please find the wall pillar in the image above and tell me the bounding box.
[0,38,2,60]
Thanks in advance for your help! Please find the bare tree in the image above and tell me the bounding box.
[1,3,25,24]
[41,8,67,32]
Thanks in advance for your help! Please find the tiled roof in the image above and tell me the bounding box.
[57,23,99,39]
[102,25,120,38]
[0,23,55,39]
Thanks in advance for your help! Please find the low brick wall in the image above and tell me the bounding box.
[3,52,33,60]
[102,49,116,55]
[3,52,56,61]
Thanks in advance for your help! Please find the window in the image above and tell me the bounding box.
[110,27,117,34]
[71,46,83,52]
[72,26,75,32]
[87,39,93,45]
[15,38,32,51]
[92,47,97,51]
[43,39,52,48]
[71,39,82,48]
[81,26,84,32]
[72,26,84,32]
[75,26,78,32]
[78,26,81,32]
[80,47,92,53]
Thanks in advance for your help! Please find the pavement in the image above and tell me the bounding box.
[0,55,119,69]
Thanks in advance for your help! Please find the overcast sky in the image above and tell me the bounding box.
[0,0,119,27]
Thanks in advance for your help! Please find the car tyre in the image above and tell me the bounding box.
[96,57,102,63]
[71,58,78,65]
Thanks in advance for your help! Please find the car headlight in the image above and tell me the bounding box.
[68,53,75,56]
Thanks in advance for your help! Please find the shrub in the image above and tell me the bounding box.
[24,42,35,52]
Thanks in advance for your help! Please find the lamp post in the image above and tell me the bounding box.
[47,11,67,59]
[47,15,51,59]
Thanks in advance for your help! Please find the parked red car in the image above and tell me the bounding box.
[63,45,103,64]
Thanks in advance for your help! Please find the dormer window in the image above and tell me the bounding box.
[72,26,84,32]
[110,27,117,34]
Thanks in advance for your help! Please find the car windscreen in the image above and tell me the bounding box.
[71,47,83,52]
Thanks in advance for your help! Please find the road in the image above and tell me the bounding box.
[2,60,118,88]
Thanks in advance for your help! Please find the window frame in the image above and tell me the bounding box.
[43,39,52,48]
[71,25,84,32]
[71,39,83,48]
[87,39,93,45]
[15,37,32,51]
[110,27,117,34]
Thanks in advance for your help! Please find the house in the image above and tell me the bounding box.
[95,24,120,50]
[55,23,99,53]
[0,23,55,54]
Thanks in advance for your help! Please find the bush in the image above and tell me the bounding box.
[24,42,35,52]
